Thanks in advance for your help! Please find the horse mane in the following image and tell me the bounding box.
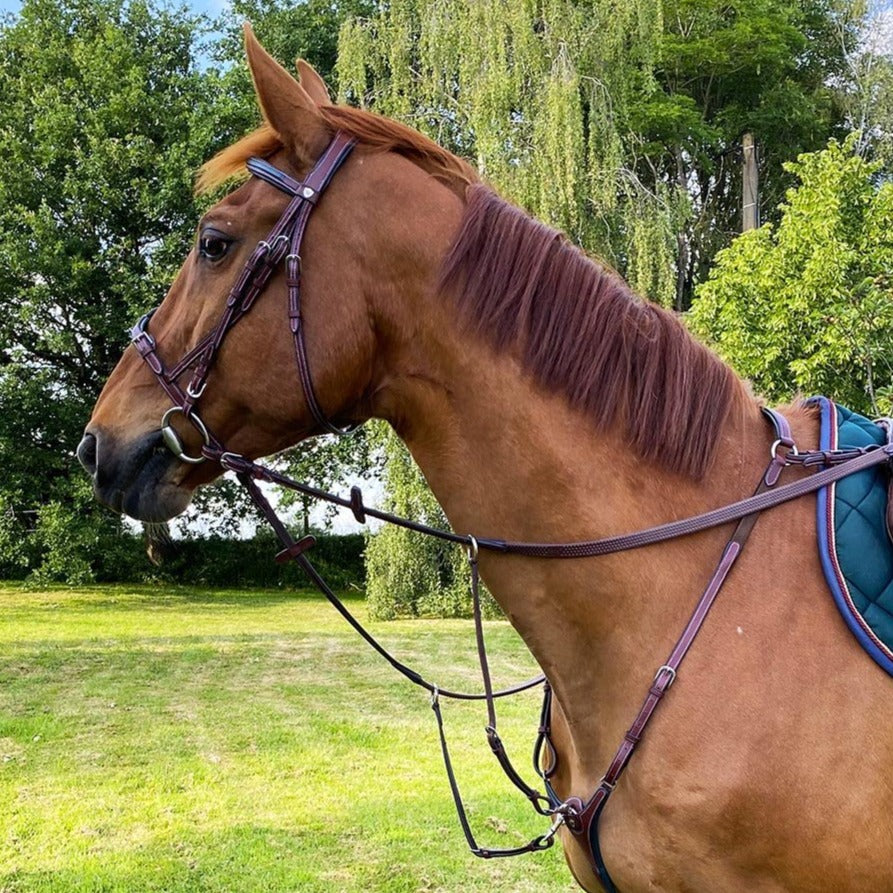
[196,107,478,194]
[197,107,743,479]
[438,185,747,479]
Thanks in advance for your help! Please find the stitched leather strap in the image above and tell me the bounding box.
[562,453,784,891]
[203,438,893,562]
[237,470,558,858]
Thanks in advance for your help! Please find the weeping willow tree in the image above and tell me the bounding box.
[337,0,685,297]
[337,0,685,617]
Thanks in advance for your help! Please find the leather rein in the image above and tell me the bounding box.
[129,131,893,888]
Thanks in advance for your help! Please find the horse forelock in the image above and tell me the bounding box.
[437,184,748,480]
[196,125,283,194]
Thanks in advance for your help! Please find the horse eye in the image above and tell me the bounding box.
[198,230,232,262]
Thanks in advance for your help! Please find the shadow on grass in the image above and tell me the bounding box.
[0,814,573,893]
[0,820,517,893]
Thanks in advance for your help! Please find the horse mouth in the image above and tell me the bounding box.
[79,428,195,522]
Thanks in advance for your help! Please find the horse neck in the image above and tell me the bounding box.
[371,296,788,778]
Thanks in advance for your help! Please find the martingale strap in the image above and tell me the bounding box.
[130,131,562,861]
[559,411,792,891]
[237,472,563,858]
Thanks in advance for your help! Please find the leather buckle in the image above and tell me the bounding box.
[274,535,317,564]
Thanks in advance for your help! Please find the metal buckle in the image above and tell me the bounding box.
[131,328,155,350]
[466,534,479,564]
[219,451,250,473]
[653,664,677,688]
[160,406,211,465]
[770,438,799,463]
[185,379,208,400]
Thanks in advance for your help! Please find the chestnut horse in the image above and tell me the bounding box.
[79,28,893,892]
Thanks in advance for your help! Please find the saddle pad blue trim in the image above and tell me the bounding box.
[814,396,893,676]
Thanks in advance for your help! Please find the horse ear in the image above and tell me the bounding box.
[242,24,329,165]
[296,59,332,106]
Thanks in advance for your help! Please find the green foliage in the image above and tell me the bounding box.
[0,493,30,578]
[0,0,877,604]
[29,479,100,585]
[217,0,374,86]
[364,423,496,620]
[832,0,893,172]
[15,525,365,590]
[337,0,855,309]
[634,0,852,306]
[690,135,893,413]
[277,429,376,535]
[101,531,367,590]
[0,0,376,581]
[337,0,680,303]
[334,0,857,617]
[0,0,239,572]
[212,0,375,141]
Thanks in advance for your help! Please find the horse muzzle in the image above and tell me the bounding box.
[77,426,193,522]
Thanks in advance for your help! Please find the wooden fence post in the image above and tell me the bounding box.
[742,132,759,231]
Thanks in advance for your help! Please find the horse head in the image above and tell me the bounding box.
[78,26,469,521]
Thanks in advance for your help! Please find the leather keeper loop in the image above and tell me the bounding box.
[286,254,301,285]
[274,535,317,564]
[144,352,163,375]
[350,486,366,523]
[289,284,301,333]
[241,284,263,312]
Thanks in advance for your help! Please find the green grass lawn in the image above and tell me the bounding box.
[0,583,577,892]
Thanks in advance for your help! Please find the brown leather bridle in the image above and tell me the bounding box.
[130,131,359,466]
[127,130,893,890]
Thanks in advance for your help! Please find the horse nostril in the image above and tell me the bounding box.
[77,432,98,476]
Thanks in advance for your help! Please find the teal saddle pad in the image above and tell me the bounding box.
[813,396,893,675]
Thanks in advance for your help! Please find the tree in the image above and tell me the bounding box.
[630,0,853,307]
[363,423,494,620]
[0,0,231,578]
[217,0,374,88]
[336,0,684,616]
[830,0,893,169]
[689,136,893,415]
[334,0,864,617]
[338,0,682,305]
[337,0,855,309]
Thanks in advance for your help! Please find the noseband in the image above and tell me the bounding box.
[127,131,893,889]
[130,131,358,465]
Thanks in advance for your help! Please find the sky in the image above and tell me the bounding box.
[4,0,893,49]
[0,0,227,14]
